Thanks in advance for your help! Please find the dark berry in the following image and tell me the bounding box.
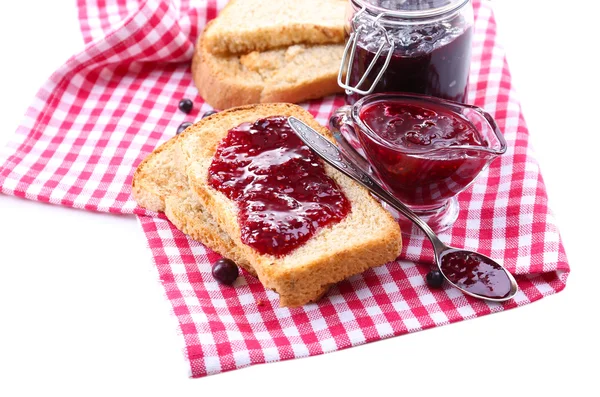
[426,270,444,289]
[178,98,193,114]
[176,121,193,135]
[212,258,239,285]
[202,110,218,119]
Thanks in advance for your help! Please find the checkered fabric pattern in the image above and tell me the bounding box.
[0,0,570,378]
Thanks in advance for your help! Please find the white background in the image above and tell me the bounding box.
[0,1,598,396]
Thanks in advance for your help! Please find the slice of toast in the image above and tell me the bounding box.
[179,104,402,307]
[204,0,347,55]
[192,24,345,110]
[131,132,255,276]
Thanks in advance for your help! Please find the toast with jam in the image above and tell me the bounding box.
[203,0,347,55]
[131,113,330,300]
[176,103,402,307]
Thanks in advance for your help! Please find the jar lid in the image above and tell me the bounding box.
[354,0,470,19]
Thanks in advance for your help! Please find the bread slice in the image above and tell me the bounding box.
[179,104,402,307]
[131,132,256,276]
[204,0,347,55]
[192,25,345,110]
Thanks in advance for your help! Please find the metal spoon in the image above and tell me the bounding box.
[288,117,518,302]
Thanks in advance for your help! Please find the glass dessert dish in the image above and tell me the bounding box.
[330,93,507,232]
[339,0,474,104]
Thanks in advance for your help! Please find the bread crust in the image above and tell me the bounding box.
[191,30,262,110]
[179,104,402,307]
[203,0,347,55]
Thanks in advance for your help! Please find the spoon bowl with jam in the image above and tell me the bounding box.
[330,93,507,232]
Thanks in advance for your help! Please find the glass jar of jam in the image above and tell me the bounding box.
[339,0,474,104]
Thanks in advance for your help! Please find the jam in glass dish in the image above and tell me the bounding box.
[208,116,351,257]
[329,93,506,232]
[339,0,474,104]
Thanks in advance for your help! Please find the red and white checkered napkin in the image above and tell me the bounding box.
[0,0,570,378]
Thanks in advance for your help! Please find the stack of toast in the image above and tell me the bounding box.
[192,0,348,109]
[132,104,402,307]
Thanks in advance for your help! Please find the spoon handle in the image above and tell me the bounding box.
[288,117,445,253]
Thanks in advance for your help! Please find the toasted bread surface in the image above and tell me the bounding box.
[179,104,402,307]
[192,26,344,110]
[204,0,347,55]
[131,132,255,275]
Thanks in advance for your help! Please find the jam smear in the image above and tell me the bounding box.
[208,116,351,257]
[348,20,472,104]
[357,98,489,207]
[361,100,486,151]
[440,250,513,299]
